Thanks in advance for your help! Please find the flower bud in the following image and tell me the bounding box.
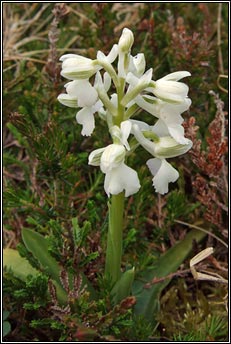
[118,28,134,53]
[60,54,99,80]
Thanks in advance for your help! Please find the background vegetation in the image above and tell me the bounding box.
[3,2,228,342]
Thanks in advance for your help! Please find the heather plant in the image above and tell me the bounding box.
[3,3,228,342]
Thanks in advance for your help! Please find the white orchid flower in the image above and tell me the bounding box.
[151,71,191,103]
[132,123,192,194]
[89,142,140,197]
[57,79,103,136]
[60,54,99,80]
[134,95,191,144]
[132,123,192,158]
[88,120,140,197]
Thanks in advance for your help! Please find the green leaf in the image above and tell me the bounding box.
[3,321,11,337]
[21,228,96,303]
[21,228,67,304]
[111,267,135,304]
[22,228,61,281]
[133,229,206,325]
[3,248,39,280]
[3,311,10,321]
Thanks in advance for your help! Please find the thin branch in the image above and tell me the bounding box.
[174,220,228,248]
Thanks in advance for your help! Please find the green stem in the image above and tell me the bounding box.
[105,192,125,284]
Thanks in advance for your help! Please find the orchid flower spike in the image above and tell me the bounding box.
[58,27,192,195]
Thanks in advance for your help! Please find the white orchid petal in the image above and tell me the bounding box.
[132,124,155,155]
[104,163,140,197]
[126,72,139,87]
[120,120,132,148]
[96,50,105,61]
[88,147,106,166]
[92,99,103,112]
[76,108,95,136]
[155,136,192,158]
[133,53,146,76]
[168,125,191,145]
[147,158,179,194]
[110,93,118,107]
[152,120,170,137]
[107,44,119,63]
[130,119,151,132]
[103,72,111,92]
[142,68,153,83]
[161,71,191,81]
[135,95,159,116]
[60,54,91,62]
[153,120,189,144]
[154,80,189,101]
[97,44,118,64]
[57,94,78,108]
[71,80,98,107]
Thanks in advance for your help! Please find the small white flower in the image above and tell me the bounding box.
[132,123,192,194]
[152,71,191,103]
[104,163,140,197]
[60,54,99,80]
[89,142,140,197]
[147,158,179,194]
[132,123,192,158]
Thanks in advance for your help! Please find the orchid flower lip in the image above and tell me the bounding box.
[104,163,140,197]
[147,158,179,194]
